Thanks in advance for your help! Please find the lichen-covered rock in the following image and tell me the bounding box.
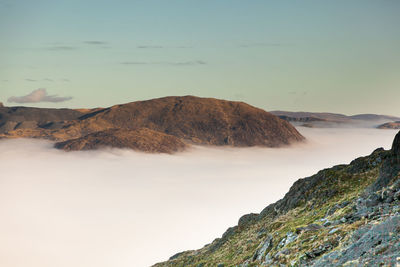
[278,232,297,248]
[238,213,258,228]
[252,235,273,261]
[296,223,323,234]
[311,216,400,267]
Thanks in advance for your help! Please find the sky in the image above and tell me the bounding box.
[0,0,399,115]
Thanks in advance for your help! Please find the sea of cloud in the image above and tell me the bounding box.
[0,127,398,267]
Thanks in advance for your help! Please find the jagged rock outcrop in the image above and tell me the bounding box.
[393,130,400,157]
[0,96,305,152]
[154,131,400,266]
[367,131,400,192]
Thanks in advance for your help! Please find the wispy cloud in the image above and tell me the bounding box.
[46,46,78,51]
[136,45,192,49]
[239,42,291,48]
[24,78,66,82]
[8,88,72,103]
[44,41,108,50]
[121,60,206,66]
[137,45,164,49]
[84,41,108,45]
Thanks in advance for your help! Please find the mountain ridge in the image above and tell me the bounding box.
[271,111,400,128]
[0,96,304,153]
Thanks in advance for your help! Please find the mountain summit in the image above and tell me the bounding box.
[0,96,304,153]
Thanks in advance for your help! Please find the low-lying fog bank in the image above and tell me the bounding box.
[0,128,398,267]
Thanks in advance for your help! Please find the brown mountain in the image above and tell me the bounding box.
[55,128,187,153]
[0,96,304,152]
[377,121,400,129]
[0,106,85,133]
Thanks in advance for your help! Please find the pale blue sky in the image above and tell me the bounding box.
[0,0,399,115]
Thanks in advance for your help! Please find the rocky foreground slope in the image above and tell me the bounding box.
[154,131,400,266]
[0,96,304,153]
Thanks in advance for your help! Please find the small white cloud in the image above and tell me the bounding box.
[8,88,72,103]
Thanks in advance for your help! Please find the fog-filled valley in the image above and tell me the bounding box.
[0,128,398,267]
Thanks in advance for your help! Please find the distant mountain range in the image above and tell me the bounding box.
[270,111,400,128]
[0,96,304,153]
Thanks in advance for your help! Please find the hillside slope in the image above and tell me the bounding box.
[54,128,187,153]
[0,96,304,152]
[0,106,85,133]
[154,131,400,266]
[74,96,304,146]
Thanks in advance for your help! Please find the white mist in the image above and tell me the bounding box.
[0,128,397,267]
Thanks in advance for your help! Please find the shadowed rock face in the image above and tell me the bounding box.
[55,128,187,153]
[0,96,305,152]
[0,106,84,133]
[392,131,400,156]
[366,131,400,192]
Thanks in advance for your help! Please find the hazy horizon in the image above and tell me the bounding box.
[1,96,400,119]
